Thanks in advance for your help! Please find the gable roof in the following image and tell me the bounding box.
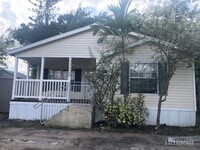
[9,24,175,56]
[9,25,93,55]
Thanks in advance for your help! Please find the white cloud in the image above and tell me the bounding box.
[56,0,124,14]
[56,0,96,14]
[0,1,17,32]
[10,0,32,26]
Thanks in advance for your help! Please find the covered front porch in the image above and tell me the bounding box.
[12,57,96,103]
[8,26,101,127]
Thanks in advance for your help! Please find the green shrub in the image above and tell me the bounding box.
[104,94,149,127]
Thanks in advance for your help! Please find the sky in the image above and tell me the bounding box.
[1,0,200,34]
[0,0,152,33]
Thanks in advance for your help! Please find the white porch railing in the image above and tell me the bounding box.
[15,79,40,98]
[42,79,70,99]
[13,79,93,100]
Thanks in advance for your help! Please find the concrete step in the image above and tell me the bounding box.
[45,105,92,129]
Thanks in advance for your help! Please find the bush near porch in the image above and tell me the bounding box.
[104,94,149,127]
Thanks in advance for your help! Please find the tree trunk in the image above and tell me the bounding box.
[45,0,49,26]
[156,78,170,130]
[156,95,163,129]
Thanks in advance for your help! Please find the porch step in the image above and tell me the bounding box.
[45,105,92,129]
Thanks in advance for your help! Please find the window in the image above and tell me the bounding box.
[63,71,75,81]
[54,70,62,79]
[49,70,75,80]
[130,63,157,94]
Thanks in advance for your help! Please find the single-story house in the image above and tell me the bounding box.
[8,25,196,128]
[0,69,26,113]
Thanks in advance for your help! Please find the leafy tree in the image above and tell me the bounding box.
[11,0,59,45]
[138,0,200,129]
[57,6,95,32]
[11,22,61,45]
[28,0,59,26]
[0,34,14,69]
[92,0,137,101]
[11,3,95,45]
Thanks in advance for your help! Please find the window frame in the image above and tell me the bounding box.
[129,63,159,94]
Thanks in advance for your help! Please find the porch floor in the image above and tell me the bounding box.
[11,98,91,104]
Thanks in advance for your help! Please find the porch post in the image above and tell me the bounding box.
[67,57,72,102]
[39,57,45,100]
[26,61,30,79]
[11,57,18,99]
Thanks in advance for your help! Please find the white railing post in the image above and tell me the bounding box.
[39,57,45,100]
[25,61,30,97]
[12,57,19,99]
[67,57,72,102]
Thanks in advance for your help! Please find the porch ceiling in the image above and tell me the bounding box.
[21,57,96,70]
[21,57,41,65]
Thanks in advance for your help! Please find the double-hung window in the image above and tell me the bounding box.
[130,63,158,94]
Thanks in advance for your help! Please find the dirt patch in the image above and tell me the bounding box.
[1,117,200,136]
[0,115,200,149]
[92,112,200,136]
[93,122,200,136]
[0,126,199,150]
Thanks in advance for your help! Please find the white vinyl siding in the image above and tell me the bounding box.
[16,30,103,58]
[122,43,195,111]
[15,30,138,59]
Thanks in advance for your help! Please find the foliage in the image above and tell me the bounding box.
[92,0,135,38]
[86,55,121,115]
[195,60,200,80]
[57,6,94,33]
[0,34,14,69]
[92,0,138,101]
[11,22,61,45]
[28,0,59,25]
[136,0,200,129]
[104,94,149,127]
[11,0,60,45]
[11,4,95,45]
